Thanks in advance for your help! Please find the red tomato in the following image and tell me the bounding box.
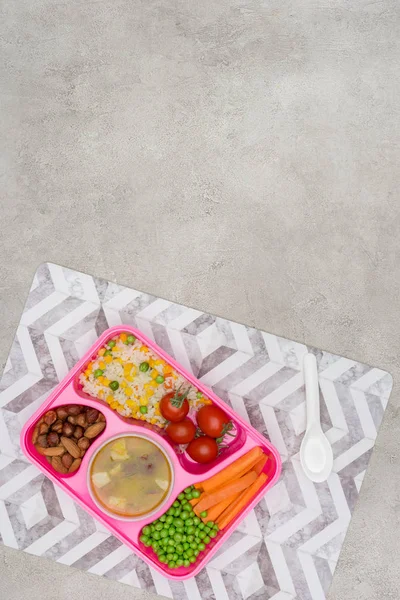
[186,436,218,463]
[160,390,189,422]
[196,405,231,438]
[166,418,196,444]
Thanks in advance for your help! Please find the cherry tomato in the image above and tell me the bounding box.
[160,390,189,422]
[186,436,218,463]
[196,405,231,438]
[166,418,196,444]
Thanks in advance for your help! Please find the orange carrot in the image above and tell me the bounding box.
[194,483,203,490]
[217,473,267,530]
[195,471,257,512]
[253,454,268,475]
[203,492,241,523]
[189,497,201,507]
[201,447,263,494]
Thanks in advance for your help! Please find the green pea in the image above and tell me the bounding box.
[127,335,136,344]
[176,558,184,567]
[139,361,150,372]
[104,349,112,356]
[160,515,166,522]
[180,498,188,505]
[173,500,180,508]
[198,542,205,551]
[180,511,189,521]
[192,489,201,498]
[155,375,165,384]
[204,536,211,544]
[168,527,176,535]
[185,518,194,527]
[159,554,167,563]
[174,518,184,528]
[94,369,104,378]
[213,523,219,531]
[155,523,163,531]
[172,553,178,561]
[140,535,148,544]
[184,486,193,494]
[194,549,200,557]
[168,539,175,547]
[168,561,176,568]
[174,533,182,543]
[198,522,205,530]
[166,552,173,560]
[181,535,187,542]
[200,511,208,518]
[186,548,194,557]
[153,531,161,540]
[184,559,190,567]
[142,526,151,536]
[160,529,168,539]
[174,507,181,516]
[193,517,201,525]
[185,492,193,500]
[189,556,196,564]
[166,513,174,521]
[140,406,148,414]
[206,521,214,529]
[109,380,119,391]
[198,531,206,540]
[153,542,159,551]
[196,392,202,398]
[187,535,194,543]
[107,340,116,348]
[209,530,217,538]
[161,539,169,547]
[190,542,197,550]
[178,493,185,501]
[176,544,183,554]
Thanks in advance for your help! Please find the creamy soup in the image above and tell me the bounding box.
[90,436,171,517]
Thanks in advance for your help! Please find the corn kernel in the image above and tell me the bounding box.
[106,395,114,404]
[103,378,111,387]
[140,345,148,352]
[140,397,148,406]
[145,389,153,397]
[120,380,127,389]
[126,374,134,382]
[110,401,119,409]
[150,380,158,387]
[155,359,163,366]
[97,376,104,384]
[125,387,133,397]
[98,361,105,370]
[124,363,133,374]
[87,362,94,370]
[84,369,91,377]
[151,370,158,379]
[120,333,127,342]
[98,348,106,356]
[104,355,113,364]
[150,418,157,425]
[155,408,161,416]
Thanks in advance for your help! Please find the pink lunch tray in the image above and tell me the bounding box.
[21,325,281,580]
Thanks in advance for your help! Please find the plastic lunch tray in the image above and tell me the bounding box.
[21,326,282,580]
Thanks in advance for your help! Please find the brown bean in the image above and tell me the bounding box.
[56,407,68,420]
[47,432,60,447]
[62,422,75,437]
[61,453,74,469]
[52,456,68,474]
[38,445,65,457]
[32,425,39,445]
[60,436,81,459]
[84,422,106,439]
[38,422,49,435]
[67,415,77,425]
[52,420,63,434]
[69,458,82,473]
[86,408,99,424]
[37,434,48,448]
[67,405,81,416]
[76,414,87,428]
[73,426,84,439]
[77,437,90,451]
[97,413,106,423]
[44,410,57,426]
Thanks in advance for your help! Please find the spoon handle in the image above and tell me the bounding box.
[303,353,320,428]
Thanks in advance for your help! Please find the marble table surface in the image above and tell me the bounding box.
[0,263,393,600]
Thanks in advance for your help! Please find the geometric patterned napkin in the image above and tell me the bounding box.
[0,263,393,600]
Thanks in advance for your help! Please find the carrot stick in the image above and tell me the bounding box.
[253,454,268,475]
[195,471,257,512]
[200,447,263,494]
[189,497,201,507]
[194,483,203,490]
[217,473,267,530]
[203,491,241,523]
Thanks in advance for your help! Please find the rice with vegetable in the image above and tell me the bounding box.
[79,332,210,428]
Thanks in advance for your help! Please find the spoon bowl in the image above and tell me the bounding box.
[300,354,333,483]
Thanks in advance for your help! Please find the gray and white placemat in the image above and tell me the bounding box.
[0,263,393,600]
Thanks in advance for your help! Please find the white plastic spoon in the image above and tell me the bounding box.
[300,353,333,482]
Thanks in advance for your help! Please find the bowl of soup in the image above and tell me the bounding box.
[88,433,174,520]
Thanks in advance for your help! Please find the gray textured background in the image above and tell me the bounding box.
[0,0,399,599]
